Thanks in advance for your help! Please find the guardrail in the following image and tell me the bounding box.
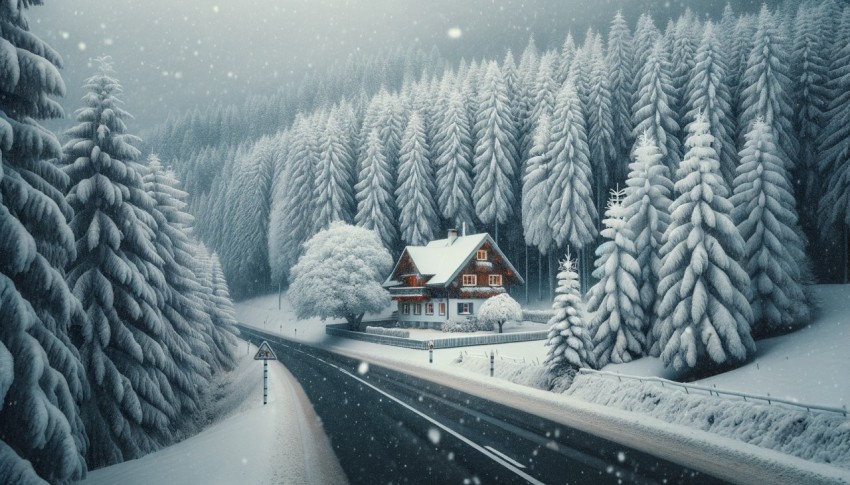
[326,323,548,349]
[578,368,848,417]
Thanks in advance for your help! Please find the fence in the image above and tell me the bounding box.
[458,349,542,366]
[326,323,549,349]
[578,368,848,417]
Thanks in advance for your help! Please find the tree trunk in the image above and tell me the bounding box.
[347,312,365,331]
[538,251,543,301]
[278,281,282,310]
[494,221,499,245]
[498,321,504,333]
[524,245,529,304]
[548,252,554,300]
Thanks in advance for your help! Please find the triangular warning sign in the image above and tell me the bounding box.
[253,341,277,360]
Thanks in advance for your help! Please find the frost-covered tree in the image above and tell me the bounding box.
[355,129,398,251]
[0,2,87,481]
[791,2,830,234]
[478,294,522,334]
[732,120,810,337]
[289,222,393,330]
[64,60,182,466]
[621,133,673,350]
[587,188,645,367]
[529,51,559,128]
[192,243,239,370]
[607,11,636,175]
[314,110,356,231]
[685,22,736,187]
[516,37,540,161]
[547,81,597,290]
[656,114,755,371]
[396,112,439,246]
[670,14,698,123]
[473,61,518,241]
[522,115,554,256]
[434,88,475,230]
[587,40,616,207]
[633,14,661,82]
[730,14,758,109]
[633,40,681,177]
[556,32,577,86]
[739,5,797,165]
[544,254,595,371]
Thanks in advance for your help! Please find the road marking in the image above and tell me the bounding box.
[337,369,544,485]
[484,445,527,469]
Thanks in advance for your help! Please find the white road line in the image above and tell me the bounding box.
[484,445,527,469]
[337,369,544,485]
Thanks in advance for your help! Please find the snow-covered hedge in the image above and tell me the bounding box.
[566,373,850,469]
[452,355,575,393]
[364,326,410,338]
[522,309,555,323]
[441,318,494,333]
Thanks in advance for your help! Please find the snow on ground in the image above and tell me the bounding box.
[403,319,549,339]
[83,343,346,485]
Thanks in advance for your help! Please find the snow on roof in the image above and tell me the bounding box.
[384,233,524,287]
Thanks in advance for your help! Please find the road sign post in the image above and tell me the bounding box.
[254,341,278,405]
[490,350,494,377]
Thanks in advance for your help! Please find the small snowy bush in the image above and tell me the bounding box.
[522,309,555,323]
[441,318,492,333]
[365,326,410,338]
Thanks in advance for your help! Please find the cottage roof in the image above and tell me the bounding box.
[383,233,524,288]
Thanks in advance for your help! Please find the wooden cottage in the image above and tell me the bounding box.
[382,230,524,327]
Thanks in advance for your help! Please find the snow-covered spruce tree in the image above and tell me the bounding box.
[434,88,475,231]
[191,241,238,371]
[792,3,829,230]
[621,133,673,355]
[355,129,398,251]
[670,14,698,124]
[516,37,540,162]
[656,114,755,371]
[819,7,850,252]
[586,188,645,367]
[685,22,736,188]
[522,114,554,256]
[587,40,617,208]
[555,32,577,86]
[142,155,213,405]
[313,109,356,232]
[633,13,661,87]
[396,112,439,246]
[289,222,393,331]
[732,119,810,337]
[269,120,314,286]
[546,81,597,291]
[632,39,681,177]
[64,60,182,466]
[544,254,595,372]
[607,11,636,177]
[730,14,758,110]
[529,51,559,128]
[478,294,522,334]
[472,61,518,243]
[739,5,797,165]
[0,2,87,482]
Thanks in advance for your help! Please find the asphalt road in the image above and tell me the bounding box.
[237,324,726,485]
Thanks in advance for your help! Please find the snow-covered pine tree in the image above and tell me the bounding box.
[544,253,595,371]
[434,88,475,231]
[191,243,238,371]
[587,38,616,209]
[586,188,645,366]
[314,109,356,231]
[555,32,577,86]
[656,114,755,371]
[621,133,673,354]
[355,128,398,251]
[792,2,830,236]
[670,13,698,124]
[685,22,737,188]
[818,6,850,280]
[0,2,88,481]
[472,61,518,242]
[732,119,810,337]
[717,4,741,93]
[529,51,559,130]
[523,114,554,256]
[606,11,636,182]
[632,39,681,177]
[730,14,758,111]
[516,37,540,161]
[633,13,661,90]
[396,112,439,246]
[739,5,797,165]
[547,80,597,292]
[64,59,182,466]
[142,155,213,405]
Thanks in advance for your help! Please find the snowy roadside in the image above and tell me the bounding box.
[236,289,850,483]
[82,343,346,485]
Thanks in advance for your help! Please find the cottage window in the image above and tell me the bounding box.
[488,274,502,286]
[457,302,473,315]
[414,303,422,315]
[476,249,487,260]
[425,303,434,315]
[402,303,410,315]
[439,302,446,315]
[462,274,477,286]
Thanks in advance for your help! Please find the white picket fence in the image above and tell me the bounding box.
[578,368,848,417]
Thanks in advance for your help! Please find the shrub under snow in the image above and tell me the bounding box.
[365,326,410,338]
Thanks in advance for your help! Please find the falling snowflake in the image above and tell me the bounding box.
[428,427,441,445]
[357,362,369,375]
[447,27,462,39]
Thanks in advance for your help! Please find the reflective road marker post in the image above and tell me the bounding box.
[428,341,434,364]
[254,341,278,405]
[490,350,494,377]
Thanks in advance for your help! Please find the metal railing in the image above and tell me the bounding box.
[578,368,848,417]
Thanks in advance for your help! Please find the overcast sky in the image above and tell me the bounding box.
[31,0,774,131]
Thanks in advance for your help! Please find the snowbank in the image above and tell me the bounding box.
[82,344,346,485]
